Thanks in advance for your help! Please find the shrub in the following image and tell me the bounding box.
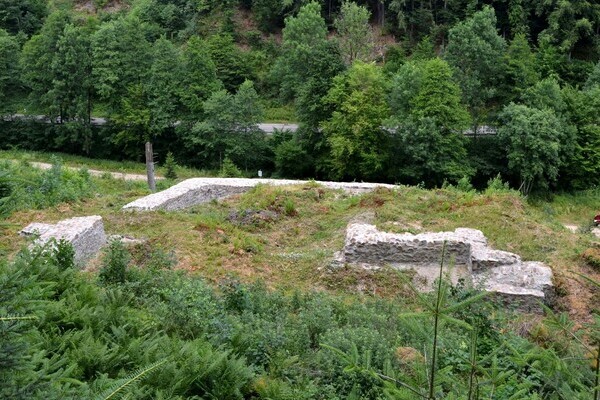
[220,157,244,177]
[163,151,178,180]
[99,240,130,285]
[456,175,475,192]
[52,239,75,271]
[485,173,512,194]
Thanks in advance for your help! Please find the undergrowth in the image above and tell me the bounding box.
[1,241,598,399]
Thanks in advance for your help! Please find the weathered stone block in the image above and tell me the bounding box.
[336,224,554,312]
[20,216,106,264]
[122,178,398,211]
[473,262,554,313]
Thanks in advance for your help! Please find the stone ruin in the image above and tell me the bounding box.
[122,177,397,211]
[20,216,107,264]
[335,223,554,313]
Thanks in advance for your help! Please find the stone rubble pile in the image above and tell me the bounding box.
[336,223,554,313]
[20,216,107,264]
[122,178,397,211]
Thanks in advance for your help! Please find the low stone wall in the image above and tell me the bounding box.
[20,216,106,264]
[122,178,398,211]
[336,224,554,313]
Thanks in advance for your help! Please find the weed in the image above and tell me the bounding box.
[99,240,130,285]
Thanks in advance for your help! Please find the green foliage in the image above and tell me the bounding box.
[503,33,540,102]
[585,61,600,89]
[179,36,222,117]
[0,0,46,36]
[99,240,130,285]
[445,6,507,122]
[322,61,390,180]
[410,58,470,131]
[206,33,253,93]
[220,157,243,177]
[0,158,93,217]
[390,117,472,187]
[274,136,314,178]
[484,174,512,194]
[270,1,330,102]
[0,29,19,112]
[92,16,152,113]
[498,103,569,194]
[163,151,178,180]
[52,239,75,271]
[562,86,600,189]
[187,80,267,171]
[334,1,374,64]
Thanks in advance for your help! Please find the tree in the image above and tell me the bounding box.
[521,77,566,115]
[321,62,390,181]
[502,33,539,102]
[20,11,71,119]
[180,36,222,118]
[334,1,374,64]
[0,29,18,113]
[498,103,568,194]
[561,86,600,189]
[445,6,506,125]
[0,0,46,36]
[187,80,267,171]
[92,16,152,113]
[388,58,472,186]
[270,1,329,101]
[206,34,253,93]
[536,0,600,58]
[388,60,424,119]
[585,61,600,89]
[410,58,470,132]
[112,36,183,190]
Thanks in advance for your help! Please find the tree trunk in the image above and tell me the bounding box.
[145,141,156,192]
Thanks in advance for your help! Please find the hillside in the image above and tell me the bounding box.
[1,155,599,398]
[1,0,600,191]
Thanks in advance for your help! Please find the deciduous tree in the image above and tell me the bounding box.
[334,1,374,64]
[321,61,390,180]
[498,103,567,194]
[445,6,506,125]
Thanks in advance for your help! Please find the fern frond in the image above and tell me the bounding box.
[96,359,167,400]
[0,314,38,322]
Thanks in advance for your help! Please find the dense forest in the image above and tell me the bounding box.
[1,0,600,191]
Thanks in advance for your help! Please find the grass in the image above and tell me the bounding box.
[2,153,599,321]
[0,149,218,180]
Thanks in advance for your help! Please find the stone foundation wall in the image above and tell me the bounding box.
[20,216,106,264]
[336,223,555,313]
[123,178,398,211]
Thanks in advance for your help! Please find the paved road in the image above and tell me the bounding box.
[4,114,299,133]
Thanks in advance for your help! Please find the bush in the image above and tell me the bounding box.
[485,173,512,194]
[99,240,130,285]
[163,152,178,180]
[220,157,244,177]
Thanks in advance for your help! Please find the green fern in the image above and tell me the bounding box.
[95,359,167,400]
[0,315,38,322]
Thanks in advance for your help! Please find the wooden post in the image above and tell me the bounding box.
[145,141,156,192]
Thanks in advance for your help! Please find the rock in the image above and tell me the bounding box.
[342,223,473,286]
[108,234,146,246]
[20,216,106,264]
[122,178,397,211]
[473,262,554,313]
[336,223,554,312]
